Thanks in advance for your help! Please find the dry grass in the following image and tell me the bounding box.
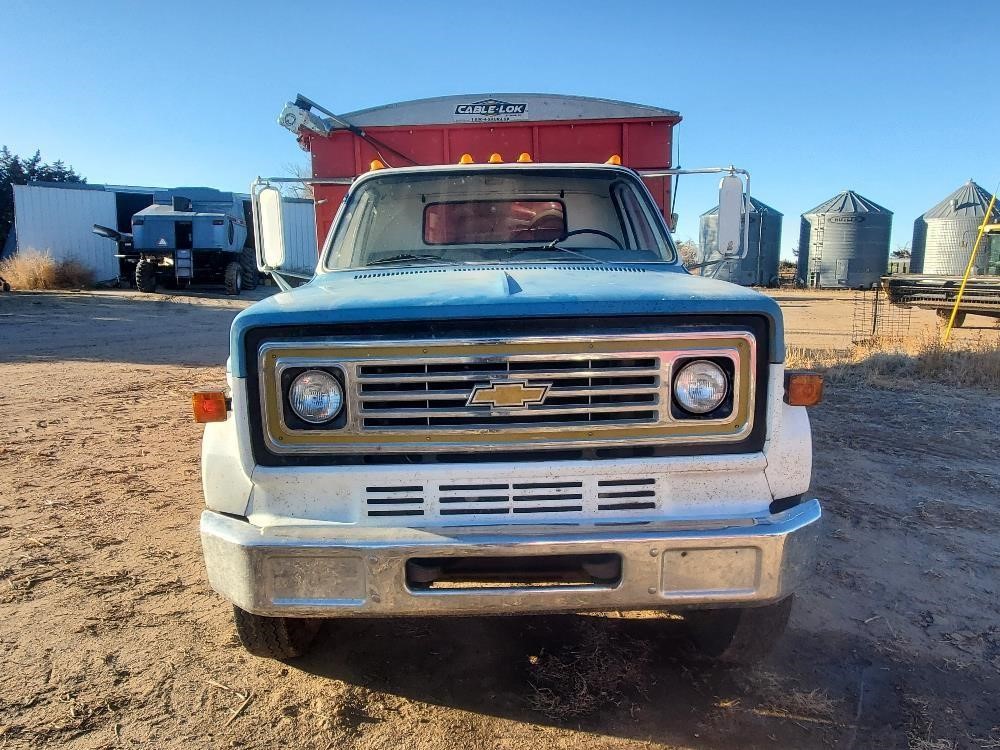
[734,670,840,725]
[0,250,94,290]
[526,619,652,719]
[787,333,1000,392]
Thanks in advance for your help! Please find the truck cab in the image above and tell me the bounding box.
[196,95,822,664]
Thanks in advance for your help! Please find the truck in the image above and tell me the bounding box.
[195,94,823,665]
[96,187,258,294]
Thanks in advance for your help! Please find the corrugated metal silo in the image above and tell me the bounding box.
[910,180,1000,275]
[798,190,892,288]
[699,197,783,286]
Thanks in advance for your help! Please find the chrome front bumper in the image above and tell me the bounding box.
[200,500,821,617]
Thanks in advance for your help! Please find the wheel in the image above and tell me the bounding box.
[686,595,793,665]
[936,309,966,328]
[135,260,157,293]
[224,261,243,295]
[232,606,321,660]
[240,247,259,290]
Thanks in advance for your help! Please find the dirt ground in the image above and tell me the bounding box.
[1,289,998,750]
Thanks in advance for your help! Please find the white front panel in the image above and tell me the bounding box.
[13,184,119,280]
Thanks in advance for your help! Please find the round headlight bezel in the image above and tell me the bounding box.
[287,369,344,425]
[672,359,730,416]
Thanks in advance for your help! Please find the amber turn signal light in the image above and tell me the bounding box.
[192,389,229,423]
[784,371,823,406]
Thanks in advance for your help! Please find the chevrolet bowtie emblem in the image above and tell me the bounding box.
[467,380,550,409]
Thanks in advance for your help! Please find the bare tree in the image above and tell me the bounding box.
[282,162,314,200]
[676,240,698,267]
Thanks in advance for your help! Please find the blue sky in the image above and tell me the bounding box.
[3,0,998,258]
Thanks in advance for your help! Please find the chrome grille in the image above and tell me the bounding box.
[356,356,661,430]
[257,332,756,455]
[364,477,660,521]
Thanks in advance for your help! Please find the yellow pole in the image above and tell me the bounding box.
[943,188,998,344]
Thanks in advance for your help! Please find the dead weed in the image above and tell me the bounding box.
[526,619,652,719]
[787,333,1000,392]
[734,670,840,725]
[0,250,94,290]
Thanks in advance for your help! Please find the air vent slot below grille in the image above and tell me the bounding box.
[364,486,425,517]
[362,477,659,520]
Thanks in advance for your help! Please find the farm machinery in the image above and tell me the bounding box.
[94,187,258,294]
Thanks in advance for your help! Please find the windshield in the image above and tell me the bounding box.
[323,168,677,269]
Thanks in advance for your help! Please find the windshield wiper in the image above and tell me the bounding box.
[506,244,610,264]
[366,253,451,266]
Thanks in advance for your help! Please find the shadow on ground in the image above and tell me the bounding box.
[0,289,272,366]
[281,608,1000,748]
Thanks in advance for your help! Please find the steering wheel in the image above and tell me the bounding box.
[547,228,625,250]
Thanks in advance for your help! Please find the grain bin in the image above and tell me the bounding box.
[910,180,1000,275]
[798,191,892,288]
[699,197,783,286]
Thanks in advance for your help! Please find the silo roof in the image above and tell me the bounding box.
[921,180,1000,220]
[804,190,892,215]
[700,196,783,217]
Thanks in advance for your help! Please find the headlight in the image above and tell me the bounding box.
[288,370,343,424]
[673,360,728,414]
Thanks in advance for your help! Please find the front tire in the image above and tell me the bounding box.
[135,260,157,293]
[223,261,243,295]
[686,595,793,665]
[232,606,321,660]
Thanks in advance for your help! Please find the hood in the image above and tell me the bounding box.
[230,264,784,375]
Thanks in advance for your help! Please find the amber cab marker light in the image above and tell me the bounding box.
[458,153,474,164]
[784,371,824,406]
[369,159,386,171]
[517,152,533,162]
[488,152,503,163]
[606,154,622,165]
[192,389,229,423]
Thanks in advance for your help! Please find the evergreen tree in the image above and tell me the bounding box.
[0,147,86,251]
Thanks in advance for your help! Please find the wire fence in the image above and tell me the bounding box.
[851,285,912,346]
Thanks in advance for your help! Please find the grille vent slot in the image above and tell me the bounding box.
[364,486,425,517]
[596,478,657,511]
[363,477,659,519]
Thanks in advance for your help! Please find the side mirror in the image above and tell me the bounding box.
[716,174,745,258]
[255,185,286,270]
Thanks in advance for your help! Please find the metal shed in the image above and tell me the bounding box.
[797,190,892,288]
[699,196,783,286]
[12,183,133,280]
[910,180,1000,275]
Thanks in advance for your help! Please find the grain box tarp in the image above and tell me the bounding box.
[13,184,120,280]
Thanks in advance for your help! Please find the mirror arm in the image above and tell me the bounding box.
[268,269,313,292]
[640,166,752,262]
[269,270,294,292]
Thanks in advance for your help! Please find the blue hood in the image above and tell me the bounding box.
[230,264,784,375]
